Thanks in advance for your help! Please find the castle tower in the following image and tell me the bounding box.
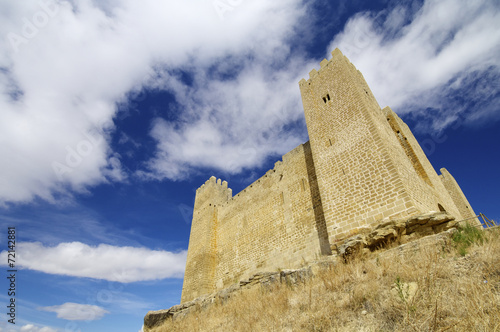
[180,176,231,303]
[299,49,464,243]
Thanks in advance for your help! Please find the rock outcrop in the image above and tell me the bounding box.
[335,211,457,258]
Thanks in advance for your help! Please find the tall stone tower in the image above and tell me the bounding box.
[180,177,231,303]
[299,49,465,243]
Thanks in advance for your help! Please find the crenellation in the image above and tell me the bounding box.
[180,49,477,304]
[308,68,318,79]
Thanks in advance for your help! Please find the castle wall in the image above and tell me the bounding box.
[215,142,330,292]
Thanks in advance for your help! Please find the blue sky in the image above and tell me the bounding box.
[0,0,499,331]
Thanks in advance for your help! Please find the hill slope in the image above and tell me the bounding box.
[148,226,499,331]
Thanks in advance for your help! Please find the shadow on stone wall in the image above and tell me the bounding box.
[304,141,332,255]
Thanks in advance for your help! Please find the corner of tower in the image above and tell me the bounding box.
[299,48,352,87]
[195,176,232,208]
[331,48,344,59]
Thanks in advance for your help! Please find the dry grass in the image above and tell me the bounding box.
[152,228,500,332]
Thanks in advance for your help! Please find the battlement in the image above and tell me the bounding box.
[196,144,307,209]
[197,175,229,192]
[299,49,352,85]
[195,176,232,206]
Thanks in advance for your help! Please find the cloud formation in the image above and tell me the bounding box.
[18,324,57,332]
[0,0,307,204]
[139,59,310,180]
[19,325,58,332]
[0,242,187,282]
[39,302,109,321]
[17,324,57,332]
[328,0,500,132]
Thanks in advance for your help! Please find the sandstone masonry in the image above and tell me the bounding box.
[180,49,478,304]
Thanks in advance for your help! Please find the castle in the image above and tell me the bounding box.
[180,49,476,303]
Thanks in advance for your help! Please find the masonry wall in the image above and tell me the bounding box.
[214,142,332,291]
[181,143,334,303]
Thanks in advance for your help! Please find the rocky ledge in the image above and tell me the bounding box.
[336,211,458,257]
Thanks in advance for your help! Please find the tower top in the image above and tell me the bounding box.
[195,176,232,205]
[299,48,346,85]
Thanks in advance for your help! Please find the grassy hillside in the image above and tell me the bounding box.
[151,226,499,331]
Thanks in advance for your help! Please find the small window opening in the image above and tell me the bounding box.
[323,94,331,104]
[438,204,446,212]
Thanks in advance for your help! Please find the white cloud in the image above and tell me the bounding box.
[0,242,187,282]
[0,0,307,204]
[139,58,310,180]
[19,325,58,332]
[136,0,500,181]
[39,303,109,321]
[328,0,500,132]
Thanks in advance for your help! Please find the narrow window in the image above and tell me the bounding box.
[327,94,330,101]
[322,97,327,103]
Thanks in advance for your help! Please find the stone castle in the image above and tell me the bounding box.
[180,49,476,303]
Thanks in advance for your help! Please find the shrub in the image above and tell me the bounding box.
[452,222,485,256]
